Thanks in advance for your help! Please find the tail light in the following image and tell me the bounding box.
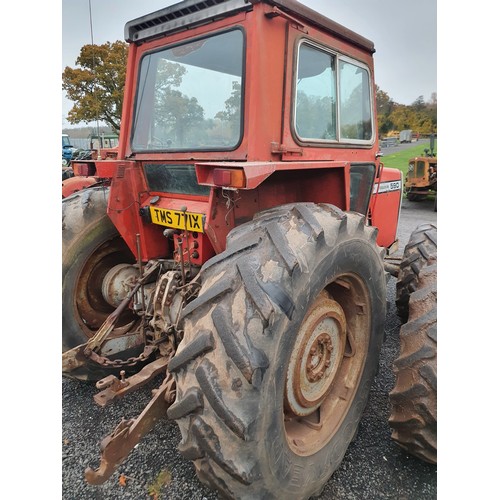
[213,168,246,189]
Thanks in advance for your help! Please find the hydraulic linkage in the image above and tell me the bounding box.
[85,368,176,484]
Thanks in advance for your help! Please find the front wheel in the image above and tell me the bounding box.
[168,204,387,499]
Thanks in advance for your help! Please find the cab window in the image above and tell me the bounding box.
[294,41,373,144]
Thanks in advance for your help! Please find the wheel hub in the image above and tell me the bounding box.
[306,332,334,382]
[102,264,140,308]
[286,296,347,417]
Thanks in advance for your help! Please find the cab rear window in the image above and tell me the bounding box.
[144,164,210,196]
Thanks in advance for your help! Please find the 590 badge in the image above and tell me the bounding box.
[149,206,205,233]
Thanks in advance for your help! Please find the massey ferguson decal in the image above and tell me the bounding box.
[374,180,402,194]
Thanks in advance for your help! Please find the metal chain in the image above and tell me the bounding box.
[86,345,158,368]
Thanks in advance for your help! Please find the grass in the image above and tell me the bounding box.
[380,140,437,178]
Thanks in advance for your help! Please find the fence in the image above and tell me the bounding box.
[68,138,91,150]
[380,137,398,148]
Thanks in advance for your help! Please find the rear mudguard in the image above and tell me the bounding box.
[62,176,102,198]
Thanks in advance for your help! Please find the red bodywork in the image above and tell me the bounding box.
[61,149,118,198]
[62,175,102,199]
[92,0,401,263]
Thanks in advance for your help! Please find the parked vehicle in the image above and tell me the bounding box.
[399,129,412,143]
[404,135,437,209]
[62,1,436,498]
[62,133,78,167]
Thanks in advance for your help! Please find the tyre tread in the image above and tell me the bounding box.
[172,204,386,497]
[390,238,437,464]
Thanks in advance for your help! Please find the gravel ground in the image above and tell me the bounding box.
[62,197,437,500]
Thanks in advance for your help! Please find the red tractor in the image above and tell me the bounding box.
[61,145,118,198]
[62,1,436,497]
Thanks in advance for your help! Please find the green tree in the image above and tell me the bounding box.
[215,81,241,124]
[215,81,242,144]
[411,95,425,110]
[156,88,205,146]
[376,86,395,136]
[62,41,128,132]
[295,91,335,139]
[152,60,205,147]
[375,85,394,116]
[154,60,187,94]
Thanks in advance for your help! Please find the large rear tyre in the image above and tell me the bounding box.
[168,204,387,499]
[62,187,136,380]
[389,262,437,463]
[396,223,437,322]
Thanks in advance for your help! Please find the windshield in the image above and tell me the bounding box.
[132,29,244,152]
[62,135,71,147]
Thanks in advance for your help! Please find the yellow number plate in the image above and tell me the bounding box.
[149,207,204,233]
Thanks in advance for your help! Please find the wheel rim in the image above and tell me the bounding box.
[284,274,371,456]
[285,294,347,416]
[73,236,136,339]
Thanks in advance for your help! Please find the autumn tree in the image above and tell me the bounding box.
[375,87,437,136]
[376,86,395,116]
[376,85,395,135]
[62,41,128,132]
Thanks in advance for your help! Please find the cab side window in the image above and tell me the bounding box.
[294,41,373,144]
[339,60,372,141]
[295,44,336,140]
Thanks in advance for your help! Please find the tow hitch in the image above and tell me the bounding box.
[66,261,194,484]
[85,369,176,485]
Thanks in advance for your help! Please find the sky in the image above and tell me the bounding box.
[61,0,437,128]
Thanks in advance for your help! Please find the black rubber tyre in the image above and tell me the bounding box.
[396,223,437,323]
[62,187,136,379]
[389,262,437,464]
[62,167,74,181]
[168,204,387,499]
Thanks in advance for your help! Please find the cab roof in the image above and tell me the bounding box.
[125,0,375,53]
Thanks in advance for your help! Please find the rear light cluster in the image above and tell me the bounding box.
[212,168,246,188]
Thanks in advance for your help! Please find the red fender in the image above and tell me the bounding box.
[371,167,403,250]
[62,176,101,199]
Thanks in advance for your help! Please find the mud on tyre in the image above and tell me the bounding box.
[396,223,437,322]
[168,203,387,499]
[389,261,437,464]
[62,187,137,380]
